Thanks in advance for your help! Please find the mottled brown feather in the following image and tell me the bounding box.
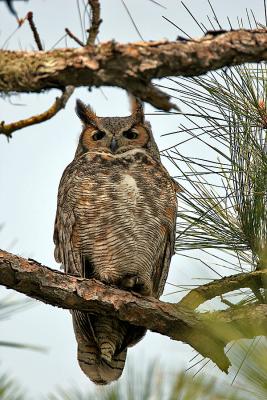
[54,101,177,384]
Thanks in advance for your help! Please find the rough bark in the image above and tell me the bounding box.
[1,29,267,110]
[1,249,267,373]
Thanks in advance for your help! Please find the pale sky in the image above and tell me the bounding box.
[0,0,265,398]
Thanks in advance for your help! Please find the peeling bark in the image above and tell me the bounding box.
[0,29,267,110]
[1,249,267,373]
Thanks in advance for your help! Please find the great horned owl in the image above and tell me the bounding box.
[53,97,178,385]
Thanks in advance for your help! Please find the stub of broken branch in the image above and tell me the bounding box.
[0,86,74,138]
[27,12,43,51]
[65,28,85,47]
[1,249,267,372]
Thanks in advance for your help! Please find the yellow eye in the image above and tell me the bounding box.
[123,130,138,139]
[92,131,106,141]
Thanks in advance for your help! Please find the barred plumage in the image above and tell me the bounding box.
[54,98,178,384]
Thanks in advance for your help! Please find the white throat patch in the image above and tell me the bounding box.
[120,175,139,203]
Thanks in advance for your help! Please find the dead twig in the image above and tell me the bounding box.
[0,86,74,138]
[65,28,85,47]
[27,11,43,51]
[87,0,102,45]
[2,12,74,138]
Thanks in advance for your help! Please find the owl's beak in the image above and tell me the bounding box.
[110,137,118,153]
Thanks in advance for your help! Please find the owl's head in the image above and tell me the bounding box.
[75,97,160,161]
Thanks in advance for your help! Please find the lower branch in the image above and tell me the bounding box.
[0,86,74,137]
[0,249,267,372]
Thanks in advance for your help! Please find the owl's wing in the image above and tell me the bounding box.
[153,177,178,299]
[53,162,82,276]
[153,236,174,298]
[54,159,129,384]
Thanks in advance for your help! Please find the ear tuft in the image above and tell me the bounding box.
[76,99,97,125]
[129,94,144,123]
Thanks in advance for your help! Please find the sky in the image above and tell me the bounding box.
[0,0,265,398]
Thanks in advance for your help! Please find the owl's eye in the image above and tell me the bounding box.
[123,130,138,140]
[92,131,106,141]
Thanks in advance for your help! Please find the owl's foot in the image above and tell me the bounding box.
[119,274,152,296]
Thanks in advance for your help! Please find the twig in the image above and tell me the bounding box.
[27,11,43,51]
[65,28,85,47]
[2,12,74,138]
[65,0,100,49]
[0,86,74,138]
[87,0,102,45]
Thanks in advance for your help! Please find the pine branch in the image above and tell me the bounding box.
[179,269,267,309]
[1,248,267,373]
[1,29,267,110]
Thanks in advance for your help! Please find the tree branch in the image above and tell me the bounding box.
[87,0,102,45]
[179,269,267,309]
[1,29,267,110]
[1,248,267,373]
[0,86,74,137]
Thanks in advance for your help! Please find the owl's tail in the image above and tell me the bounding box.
[72,311,127,385]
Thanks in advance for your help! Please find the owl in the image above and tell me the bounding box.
[53,97,178,385]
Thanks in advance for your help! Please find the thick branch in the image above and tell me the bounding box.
[1,249,267,372]
[1,29,267,110]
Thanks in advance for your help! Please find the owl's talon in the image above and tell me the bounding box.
[120,274,138,289]
[119,274,152,296]
[133,284,152,296]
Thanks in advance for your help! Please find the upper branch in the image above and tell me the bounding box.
[1,249,267,373]
[1,29,267,110]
